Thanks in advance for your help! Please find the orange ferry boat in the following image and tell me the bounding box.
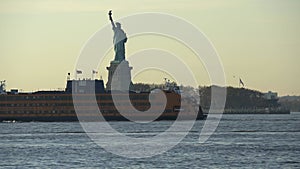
[0,80,205,122]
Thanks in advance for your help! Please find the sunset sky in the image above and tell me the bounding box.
[0,0,299,96]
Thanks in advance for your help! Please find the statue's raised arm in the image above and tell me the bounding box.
[108,10,116,28]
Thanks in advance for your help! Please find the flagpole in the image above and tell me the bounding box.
[76,69,83,80]
[92,70,98,80]
[239,77,245,88]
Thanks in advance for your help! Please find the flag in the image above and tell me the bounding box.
[92,70,98,74]
[76,70,82,74]
[239,78,244,87]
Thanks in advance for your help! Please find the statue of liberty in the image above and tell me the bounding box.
[108,10,127,62]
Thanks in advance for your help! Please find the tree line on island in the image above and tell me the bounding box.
[132,83,298,112]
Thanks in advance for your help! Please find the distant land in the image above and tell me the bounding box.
[133,83,298,113]
[279,96,300,112]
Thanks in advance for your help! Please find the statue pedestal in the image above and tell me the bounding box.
[106,60,133,91]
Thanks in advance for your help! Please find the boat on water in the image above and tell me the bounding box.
[0,80,205,122]
[0,11,205,122]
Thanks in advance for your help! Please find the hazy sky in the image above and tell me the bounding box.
[0,0,299,96]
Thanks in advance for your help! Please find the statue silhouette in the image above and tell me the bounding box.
[109,10,127,62]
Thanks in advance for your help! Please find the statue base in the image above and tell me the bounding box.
[106,60,133,91]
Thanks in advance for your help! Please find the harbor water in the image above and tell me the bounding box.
[0,113,299,168]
